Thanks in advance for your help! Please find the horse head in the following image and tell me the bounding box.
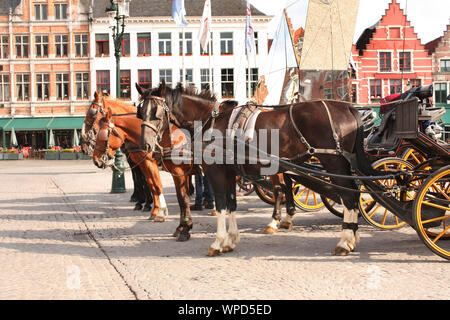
[81,91,105,156]
[92,96,125,169]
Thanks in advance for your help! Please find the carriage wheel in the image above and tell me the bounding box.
[359,157,414,230]
[320,195,344,218]
[292,183,324,212]
[254,184,286,205]
[236,176,255,196]
[413,166,450,260]
[402,148,427,167]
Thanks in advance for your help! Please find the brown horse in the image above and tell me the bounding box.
[92,95,196,241]
[80,92,155,212]
[136,82,375,256]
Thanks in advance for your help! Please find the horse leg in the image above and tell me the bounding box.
[205,167,230,256]
[168,164,192,241]
[223,171,239,253]
[280,173,296,230]
[264,174,284,234]
[319,155,360,256]
[131,153,163,221]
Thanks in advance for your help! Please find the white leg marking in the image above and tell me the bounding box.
[267,218,279,230]
[336,206,359,252]
[159,194,168,216]
[226,211,240,248]
[281,213,295,224]
[210,210,228,251]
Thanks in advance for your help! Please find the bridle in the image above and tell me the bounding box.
[81,100,105,156]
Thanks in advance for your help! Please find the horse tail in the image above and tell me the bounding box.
[349,106,379,176]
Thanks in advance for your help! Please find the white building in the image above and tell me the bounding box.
[91,0,273,105]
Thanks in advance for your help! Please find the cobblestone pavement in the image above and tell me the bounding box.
[0,160,448,300]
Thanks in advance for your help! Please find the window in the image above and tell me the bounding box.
[337,86,347,99]
[441,59,450,72]
[54,3,67,20]
[120,70,131,99]
[34,3,48,20]
[16,74,30,101]
[0,36,8,59]
[15,35,28,58]
[56,73,69,100]
[137,33,151,56]
[0,74,9,102]
[76,72,89,99]
[351,84,357,103]
[75,34,88,57]
[95,34,109,56]
[254,32,259,54]
[200,69,213,90]
[379,52,391,72]
[246,68,258,98]
[200,33,213,55]
[36,73,50,100]
[389,27,401,39]
[122,33,130,57]
[159,69,172,87]
[55,35,69,57]
[409,79,421,88]
[35,35,48,58]
[159,33,172,55]
[370,79,382,101]
[324,88,334,99]
[96,70,110,94]
[221,68,234,98]
[435,83,448,104]
[399,52,411,72]
[390,79,402,95]
[180,69,194,86]
[220,32,233,55]
[138,70,152,89]
[179,32,192,55]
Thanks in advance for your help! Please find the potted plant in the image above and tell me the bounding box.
[60,148,79,160]
[3,148,24,160]
[75,146,91,160]
[45,146,61,160]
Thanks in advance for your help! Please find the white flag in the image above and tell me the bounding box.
[172,0,188,27]
[198,0,211,51]
[245,0,256,56]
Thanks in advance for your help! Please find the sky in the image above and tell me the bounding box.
[250,0,450,44]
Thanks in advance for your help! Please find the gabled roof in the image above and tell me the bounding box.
[0,0,21,15]
[93,0,266,19]
[425,36,443,55]
[355,21,379,56]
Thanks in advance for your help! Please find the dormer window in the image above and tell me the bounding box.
[389,27,401,39]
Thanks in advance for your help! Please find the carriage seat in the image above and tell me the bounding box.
[365,108,400,153]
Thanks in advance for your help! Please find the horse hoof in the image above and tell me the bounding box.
[176,233,191,242]
[263,226,278,234]
[143,205,152,212]
[206,248,221,257]
[149,214,156,221]
[173,229,181,238]
[222,246,234,253]
[134,204,143,211]
[333,247,350,256]
[279,222,293,230]
[210,210,217,216]
[154,216,165,223]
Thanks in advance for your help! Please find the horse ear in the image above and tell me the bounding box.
[136,83,145,96]
[94,90,99,100]
[161,79,166,96]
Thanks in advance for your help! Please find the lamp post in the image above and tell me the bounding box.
[106,0,130,193]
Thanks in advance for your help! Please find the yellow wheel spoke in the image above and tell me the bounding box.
[421,214,450,225]
[422,201,450,212]
[381,209,388,225]
[432,225,450,243]
[368,205,381,218]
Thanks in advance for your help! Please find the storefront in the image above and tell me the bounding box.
[0,117,85,149]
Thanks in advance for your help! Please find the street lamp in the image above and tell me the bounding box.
[106,0,130,194]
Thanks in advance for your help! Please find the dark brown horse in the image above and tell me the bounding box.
[136,82,374,256]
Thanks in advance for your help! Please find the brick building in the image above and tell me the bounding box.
[0,0,91,149]
[351,0,433,107]
[426,22,450,112]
